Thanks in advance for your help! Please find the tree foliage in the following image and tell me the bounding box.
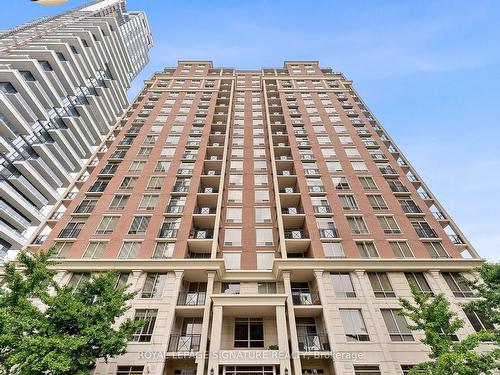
[0,250,143,375]
[399,265,499,375]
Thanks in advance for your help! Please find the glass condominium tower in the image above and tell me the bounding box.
[31,61,484,375]
[0,0,152,259]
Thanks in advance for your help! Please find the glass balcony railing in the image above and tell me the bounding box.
[297,334,330,352]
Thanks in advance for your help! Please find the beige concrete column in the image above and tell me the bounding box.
[207,303,223,374]
[354,269,395,373]
[313,270,344,375]
[276,304,292,375]
[282,271,301,375]
[157,269,184,375]
[196,271,216,375]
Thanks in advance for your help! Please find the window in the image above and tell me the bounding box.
[354,366,380,375]
[351,161,368,171]
[138,195,158,211]
[128,216,150,235]
[358,176,377,190]
[367,195,388,210]
[255,190,270,202]
[224,228,242,246]
[230,160,243,171]
[118,241,140,259]
[465,311,494,332]
[147,176,165,190]
[141,273,167,298]
[109,195,129,210]
[339,195,358,210]
[322,242,345,258]
[131,309,157,342]
[116,366,144,375]
[356,241,379,258]
[377,216,401,234]
[82,241,106,259]
[381,309,414,341]
[442,272,473,298]
[340,309,370,341]
[137,147,152,157]
[258,282,276,294]
[412,220,438,238]
[345,148,361,157]
[256,228,274,246]
[255,207,272,223]
[326,161,342,172]
[368,272,395,297]
[256,252,274,270]
[424,242,449,258]
[389,241,414,258]
[254,160,267,171]
[405,272,434,295]
[95,216,119,235]
[120,176,138,190]
[347,216,369,234]
[331,273,356,297]
[229,174,243,186]
[154,161,170,173]
[254,174,268,186]
[227,190,242,203]
[67,272,90,290]
[129,161,146,172]
[234,318,264,348]
[153,242,174,259]
[226,207,242,223]
[331,176,350,190]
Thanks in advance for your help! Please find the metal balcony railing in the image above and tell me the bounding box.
[318,228,340,238]
[168,334,201,352]
[297,334,330,351]
[414,227,438,238]
[292,291,321,305]
[284,230,309,239]
[177,292,206,306]
[189,229,214,239]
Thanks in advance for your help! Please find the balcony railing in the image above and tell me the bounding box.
[297,334,330,352]
[168,334,201,352]
[158,228,178,238]
[318,228,340,238]
[58,228,81,238]
[166,205,185,214]
[414,227,438,238]
[449,234,464,244]
[284,230,309,239]
[199,187,218,193]
[280,187,298,193]
[313,205,332,214]
[189,229,214,239]
[177,292,206,306]
[194,207,216,214]
[292,291,321,305]
[282,207,303,215]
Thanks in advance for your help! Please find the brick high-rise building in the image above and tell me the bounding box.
[0,0,152,258]
[31,61,485,375]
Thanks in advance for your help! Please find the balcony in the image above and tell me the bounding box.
[199,186,218,194]
[194,207,216,214]
[189,229,214,240]
[177,291,206,306]
[292,291,321,305]
[307,185,326,193]
[282,207,303,215]
[168,334,201,352]
[297,334,330,352]
[284,229,309,239]
[449,234,464,245]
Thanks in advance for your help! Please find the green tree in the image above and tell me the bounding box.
[400,278,499,375]
[462,263,500,335]
[0,250,143,375]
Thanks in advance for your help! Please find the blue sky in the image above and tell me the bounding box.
[3,1,499,261]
